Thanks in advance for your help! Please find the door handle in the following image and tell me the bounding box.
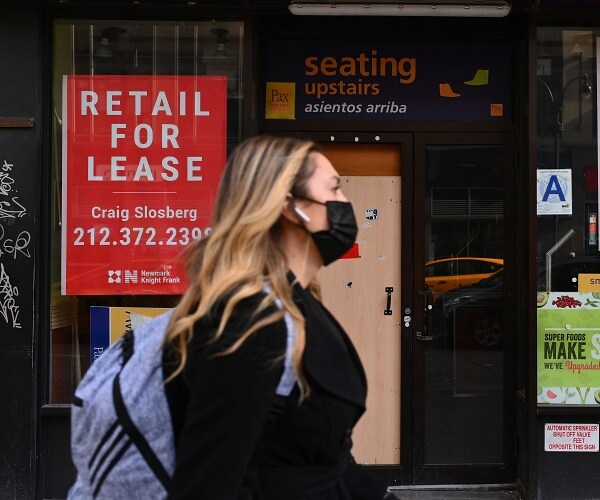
[384,287,393,316]
[416,290,434,341]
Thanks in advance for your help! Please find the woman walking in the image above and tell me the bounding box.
[164,135,392,500]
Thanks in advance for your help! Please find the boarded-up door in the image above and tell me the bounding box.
[318,144,401,464]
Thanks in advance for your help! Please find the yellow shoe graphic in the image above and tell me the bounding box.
[465,69,489,86]
[439,83,461,97]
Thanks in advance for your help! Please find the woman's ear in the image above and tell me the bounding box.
[282,195,311,224]
[281,195,298,223]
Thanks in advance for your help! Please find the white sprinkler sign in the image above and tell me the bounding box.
[537,169,572,215]
[545,423,599,452]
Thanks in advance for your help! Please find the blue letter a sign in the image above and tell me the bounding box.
[542,174,566,202]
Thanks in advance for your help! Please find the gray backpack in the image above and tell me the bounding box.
[68,305,296,499]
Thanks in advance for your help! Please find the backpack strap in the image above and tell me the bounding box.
[275,309,297,397]
[102,299,294,495]
[121,329,135,365]
[267,308,297,424]
[112,368,171,491]
[96,327,170,494]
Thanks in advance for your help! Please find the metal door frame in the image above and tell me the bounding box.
[409,132,517,485]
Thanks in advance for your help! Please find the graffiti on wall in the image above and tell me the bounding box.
[0,159,31,329]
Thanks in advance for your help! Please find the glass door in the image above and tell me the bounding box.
[411,133,515,484]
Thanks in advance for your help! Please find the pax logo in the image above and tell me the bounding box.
[271,89,289,102]
[265,82,296,120]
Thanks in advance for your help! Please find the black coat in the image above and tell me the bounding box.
[164,280,387,500]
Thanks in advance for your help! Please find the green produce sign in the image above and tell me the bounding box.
[537,292,600,405]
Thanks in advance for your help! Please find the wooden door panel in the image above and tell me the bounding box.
[318,175,401,464]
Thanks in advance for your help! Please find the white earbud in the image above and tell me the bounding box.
[294,206,311,222]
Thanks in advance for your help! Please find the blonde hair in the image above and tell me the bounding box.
[164,136,319,398]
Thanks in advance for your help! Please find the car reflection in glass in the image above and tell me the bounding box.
[425,257,503,304]
[432,256,600,350]
[434,269,504,350]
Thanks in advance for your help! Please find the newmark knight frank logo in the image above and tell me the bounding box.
[107,270,122,284]
[265,82,296,120]
[107,270,138,284]
[124,270,138,283]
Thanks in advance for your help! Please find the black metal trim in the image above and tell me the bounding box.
[537,405,600,416]
[40,404,72,416]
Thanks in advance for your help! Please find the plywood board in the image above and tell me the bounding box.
[318,175,402,464]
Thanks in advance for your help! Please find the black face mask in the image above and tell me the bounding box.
[293,196,358,266]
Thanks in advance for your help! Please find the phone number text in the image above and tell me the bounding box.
[72,226,211,246]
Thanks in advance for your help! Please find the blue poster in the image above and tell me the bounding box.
[265,40,512,121]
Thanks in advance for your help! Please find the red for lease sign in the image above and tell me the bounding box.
[61,75,226,295]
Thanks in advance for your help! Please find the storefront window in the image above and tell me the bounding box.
[49,20,243,404]
[536,28,600,406]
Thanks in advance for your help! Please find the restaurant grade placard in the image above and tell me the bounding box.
[61,75,226,295]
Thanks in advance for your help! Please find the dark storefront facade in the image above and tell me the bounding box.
[2,1,600,498]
